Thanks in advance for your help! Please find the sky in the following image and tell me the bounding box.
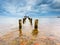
[0,0,60,18]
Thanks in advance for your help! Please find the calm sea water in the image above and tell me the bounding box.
[0,18,60,38]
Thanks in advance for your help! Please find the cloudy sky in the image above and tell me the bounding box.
[0,0,60,25]
[0,0,60,18]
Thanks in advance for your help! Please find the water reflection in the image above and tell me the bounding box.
[0,18,60,45]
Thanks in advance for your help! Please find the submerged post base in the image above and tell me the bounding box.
[32,29,39,37]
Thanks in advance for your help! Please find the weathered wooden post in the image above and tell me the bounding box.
[28,17,32,25]
[32,19,39,36]
[34,19,38,29]
[23,17,26,24]
[19,19,22,36]
[30,18,32,25]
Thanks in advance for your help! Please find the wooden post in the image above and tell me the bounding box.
[34,19,38,29]
[30,18,32,25]
[23,17,26,24]
[19,19,22,36]
[28,17,32,25]
[32,19,38,36]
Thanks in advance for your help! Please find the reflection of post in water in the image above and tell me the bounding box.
[19,19,22,36]
[32,19,38,36]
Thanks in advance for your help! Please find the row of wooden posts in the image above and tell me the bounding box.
[19,16,39,36]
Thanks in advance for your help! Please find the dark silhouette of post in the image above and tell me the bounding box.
[23,17,26,24]
[34,19,38,29]
[32,19,38,36]
[30,18,32,25]
[19,19,22,36]
[28,17,32,25]
[23,16,32,25]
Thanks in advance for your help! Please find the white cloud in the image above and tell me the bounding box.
[54,0,60,2]
[0,0,60,17]
[5,5,16,15]
[1,0,37,16]
[39,4,51,13]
